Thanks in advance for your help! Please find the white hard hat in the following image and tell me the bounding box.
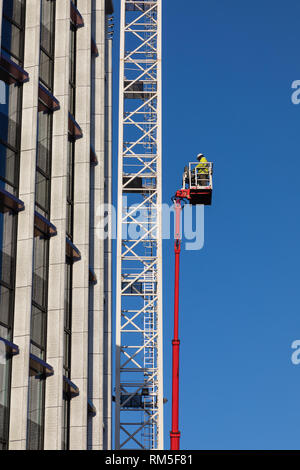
[196,153,204,161]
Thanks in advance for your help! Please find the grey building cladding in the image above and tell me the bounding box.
[0,0,113,450]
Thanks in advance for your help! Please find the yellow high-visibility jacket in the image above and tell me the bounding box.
[196,157,209,174]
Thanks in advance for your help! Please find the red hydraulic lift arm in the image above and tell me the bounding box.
[170,197,184,450]
[170,161,212,449]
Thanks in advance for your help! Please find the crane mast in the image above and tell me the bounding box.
[115,0,163,450]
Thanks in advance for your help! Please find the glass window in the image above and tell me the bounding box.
[69,26,76,83]
[69,25,76,115]
[0,144,19,195]
[32,236,49,311]
[27,372,45,450]
[63,334,71,375]
[64,263,71,324]
[1,0,25,66]
[40,22,52,57]
[3,0,24,27]
[63,261,72,450]
[37,139,50,176]
[0,286,12,331]
[63,262,72,377]
[66,202,73,240]
[39,0,55,91]
[39,50,54,91]
[38,111,52,156]
[0,212,15,285]
[1,18,23,64]
[41,0,55,43]
[40,1,55,56]
[61,12,78,452]
[66,141,74,238]
[62,394,70,450]
[35,172,49,218]
[0,82,22,150]
[0,81,22,195]
[28,232,49,451]
[27,0,56,450]
[68,83,75,117]
[0,245,14,288]
[35,110,52,217]
[0,211,16,333]
[30,306,46,355]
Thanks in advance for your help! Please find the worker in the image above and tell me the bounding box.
[195,153,209,186]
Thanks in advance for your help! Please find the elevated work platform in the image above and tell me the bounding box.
[177,161,213,205]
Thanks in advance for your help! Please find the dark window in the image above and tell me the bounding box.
[0,82,22,195]
[39,0,55,91]
[1,0,26,66]
[64,261,72,378]
[35,110,52,218]
[31,235,49,343]
[0,354,12,450]
[0,144,19,195]
[62,394,70,450]
[0,285,13,331]
[27,369,45,450]
[69,25,76,116]
[27,0,56,451]
[0,88,21,148]
[28,232,49,452]
[30,306,47,357]
[3,0,24,27]
[67,18,77,238]
[66,140,74,239]
[28,220,50,453]
[40,1,55,55]
[39,49,54,92]
[62,260,72,450]
[0,211,17,334]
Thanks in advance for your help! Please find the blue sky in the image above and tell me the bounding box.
[112,0,300,449]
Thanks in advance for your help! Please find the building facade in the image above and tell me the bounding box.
[0,0,113,450]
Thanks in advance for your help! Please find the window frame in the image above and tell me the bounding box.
[1,0,26,66]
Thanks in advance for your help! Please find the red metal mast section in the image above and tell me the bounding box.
[170,198,183,450]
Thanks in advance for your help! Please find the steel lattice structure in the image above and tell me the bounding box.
[115,0,163,450]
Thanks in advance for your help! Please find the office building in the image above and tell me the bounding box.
[0,0,113,450]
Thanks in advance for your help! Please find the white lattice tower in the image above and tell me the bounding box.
[115,0,163,450]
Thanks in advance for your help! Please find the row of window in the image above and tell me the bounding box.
[63,8,78,450]
[0,338,88,451]
[27,0,57,449]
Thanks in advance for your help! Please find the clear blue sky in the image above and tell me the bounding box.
[112,0,300,449]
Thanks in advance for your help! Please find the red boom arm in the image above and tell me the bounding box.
[170,198,183,450]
